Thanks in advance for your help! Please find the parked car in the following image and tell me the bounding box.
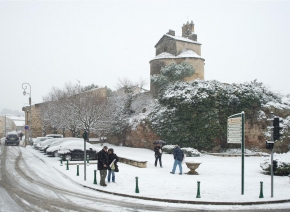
[38,138,60,152]
[5,132,19,146]
[46,138,82,157]
[58,140,98,161]
[40,137,80,153]
[46,134,63,138]
[33,137,53,149]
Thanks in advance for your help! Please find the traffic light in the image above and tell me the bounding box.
[273,160,278,172]
[266,141,274,150]
[273,117,283,141]
[83,131,88,141]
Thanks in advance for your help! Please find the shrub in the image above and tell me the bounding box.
[162,145,201,157]
[260,158,290,176]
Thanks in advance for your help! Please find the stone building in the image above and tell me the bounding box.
[23,87,108,139]
[150,21,205,93]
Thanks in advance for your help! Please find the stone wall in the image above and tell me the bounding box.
[108,122,160,150]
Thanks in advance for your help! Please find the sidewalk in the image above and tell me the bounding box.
[25,143,290,205]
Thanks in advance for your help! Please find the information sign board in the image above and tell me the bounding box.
[227,117,242,143]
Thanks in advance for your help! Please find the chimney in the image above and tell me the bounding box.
[182,21,195,38]
[166,29,175,36]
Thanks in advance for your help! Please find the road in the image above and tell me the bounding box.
[0,144,290,212]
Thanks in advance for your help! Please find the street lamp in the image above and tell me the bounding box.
[22,83,32,147]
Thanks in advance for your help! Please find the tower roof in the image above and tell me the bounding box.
[154,34,201,48]
[150,50,204,62]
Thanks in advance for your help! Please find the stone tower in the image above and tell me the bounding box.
[149,21,205,93]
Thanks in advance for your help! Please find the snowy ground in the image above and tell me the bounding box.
[23,141,290,206]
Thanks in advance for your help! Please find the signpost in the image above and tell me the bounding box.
[83,131,88,181]
[227,111,245,195]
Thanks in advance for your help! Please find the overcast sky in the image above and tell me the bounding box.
[0,0,290,112]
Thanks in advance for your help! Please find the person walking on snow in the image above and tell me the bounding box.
[170,145,184,175]
[107,148,118,183]
[154,143,162,167]
[98,146,108,186]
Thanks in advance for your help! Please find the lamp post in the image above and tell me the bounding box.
[22,83,32,147]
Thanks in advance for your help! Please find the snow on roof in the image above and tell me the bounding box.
[151,50,204,61]
[5,115,25,121]
[153,52,175,60]
[176,49,203,59]
[155,34,201,47]
[14,120,25,127]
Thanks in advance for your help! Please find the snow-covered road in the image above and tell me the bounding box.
[1,141,290,211]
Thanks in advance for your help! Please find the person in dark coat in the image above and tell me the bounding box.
[98,146,108,186]
[170,145,184,175]
[19,132,23,140]
[107,148,119,183]
[154,143,162,167]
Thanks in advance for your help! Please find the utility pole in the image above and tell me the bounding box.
[270,112,274,197]
[4,115,6,137]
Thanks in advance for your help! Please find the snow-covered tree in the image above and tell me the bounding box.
[149,79,284,150]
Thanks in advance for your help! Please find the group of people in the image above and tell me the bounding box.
[154,143,185,175]
[97,146,119,186]
[97,143,183,186]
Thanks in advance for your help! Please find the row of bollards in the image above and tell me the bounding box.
[59,156,265,198]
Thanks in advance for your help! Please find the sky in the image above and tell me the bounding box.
[0,0,290,112]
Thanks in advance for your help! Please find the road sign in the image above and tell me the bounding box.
[227,117,242,143]
[24,125,29,130]
[227,112,245,195]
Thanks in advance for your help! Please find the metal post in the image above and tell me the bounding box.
[259,181,264,198]
[270,112,274,197]
[66,160,69,170]
[241,111,245,195]
[4,115,6,137]
[196,181,201,198]
[135,177,139,193]
[94,170,97,184]
[84,134,87,181]
[77,164,79,176]
[22,83,32,147]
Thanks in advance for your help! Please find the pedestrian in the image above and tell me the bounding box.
[170,144,184,175]
[19,132,23,140]
[107,148,119,183]
[98,146,108,186]
[154,143,162,167]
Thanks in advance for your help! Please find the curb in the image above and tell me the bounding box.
[79,183,290,206]
[29,149,290,206]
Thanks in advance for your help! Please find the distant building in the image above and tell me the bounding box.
[0,115,25,137]
[116,86,149,96]
[150,21,205,93]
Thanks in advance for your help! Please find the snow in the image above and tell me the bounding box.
[22,142,290,209]
[164,34,202,45]
[176,49,203,59]
[152,50,203,61]
[153,52,175,60]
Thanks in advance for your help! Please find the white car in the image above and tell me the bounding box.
[46,134,63,138]
[38,138,60,152]
[58,140,98,161]
[46,138,82,157]
[33,137,53,149]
